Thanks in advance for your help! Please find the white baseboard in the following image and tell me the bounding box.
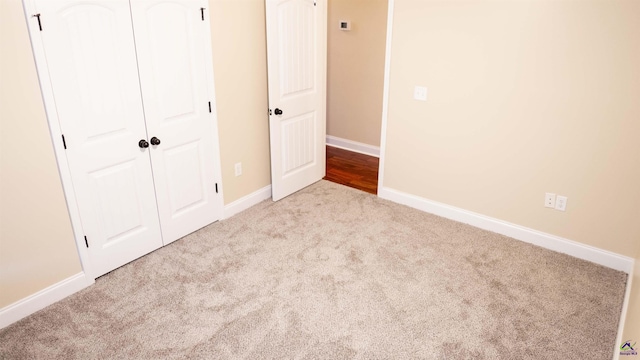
[0,272,93,329]
[223,185,272,219]
[613,265,635,360]
[326,135,380,158]
[378,186,634,273]
[0,185,272,329]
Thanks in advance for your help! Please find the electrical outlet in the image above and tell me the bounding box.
[234,162,242,177]
[544,193,556,208]
[555,196,567,211]
[413,86,427,101]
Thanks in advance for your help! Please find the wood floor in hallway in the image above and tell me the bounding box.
[324,146,379,194]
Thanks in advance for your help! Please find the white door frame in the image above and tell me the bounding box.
[376,0,395,195]
[21,0,224,281]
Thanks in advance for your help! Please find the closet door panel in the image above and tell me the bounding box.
[35,0,163,276]
[131,0,222,244]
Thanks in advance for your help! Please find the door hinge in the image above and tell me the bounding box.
[84,236,89,248]
[62,134,67,149]
[215,183,218,194]
[200,7,205,21]
[208,101,212,113]
[32,14,42,31]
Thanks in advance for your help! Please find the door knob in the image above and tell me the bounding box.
[150,137,161,146]
[274,108,283,115]
[138,139,149,148]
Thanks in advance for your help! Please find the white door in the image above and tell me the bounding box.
[265,0,327,201]
[130,0,223,243]
[35,0,163,276]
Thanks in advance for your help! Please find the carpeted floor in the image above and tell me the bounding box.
[0,181,627,359]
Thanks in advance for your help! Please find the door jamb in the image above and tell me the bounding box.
[200,3,225,217]
[376,0,395,194]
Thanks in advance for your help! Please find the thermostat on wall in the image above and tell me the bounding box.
[339,20,351,31]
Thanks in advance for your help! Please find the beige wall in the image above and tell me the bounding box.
[0,0,271,309]
[384,0,640,256]
[327,0,387,147]
[209,0,272,204]
[0,0,82,307]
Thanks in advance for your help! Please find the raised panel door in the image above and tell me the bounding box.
[265,0,327,201]
[130,0,223,243]
[35,0,163,276]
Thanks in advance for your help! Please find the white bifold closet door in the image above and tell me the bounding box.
[34,0,222,277]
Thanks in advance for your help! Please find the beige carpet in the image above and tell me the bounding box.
[0,180,627,359]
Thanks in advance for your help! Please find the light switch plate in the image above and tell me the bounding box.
[414,86,427,101]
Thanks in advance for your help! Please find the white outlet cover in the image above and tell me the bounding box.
[414,86,427,101]
[555,196,568,211]
[544,193,556,208]
[234,163,242,177]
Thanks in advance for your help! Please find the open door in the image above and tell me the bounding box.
[265,0,327,201]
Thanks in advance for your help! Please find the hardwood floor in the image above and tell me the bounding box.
[324,146,379,194]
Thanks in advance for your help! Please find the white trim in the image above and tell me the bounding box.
[201,4,226,221]
[223,185,272,219]
[377,0,395,194]
[326,135,380,157]
[379,186,634,273]
[0,272,93,329]
[613,265,635,360]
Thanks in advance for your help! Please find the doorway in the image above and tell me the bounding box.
[325,0,388,193]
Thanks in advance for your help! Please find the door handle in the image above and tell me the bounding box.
[150,137,161,146]
[274,108,283,115]
[138,139,149,148]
